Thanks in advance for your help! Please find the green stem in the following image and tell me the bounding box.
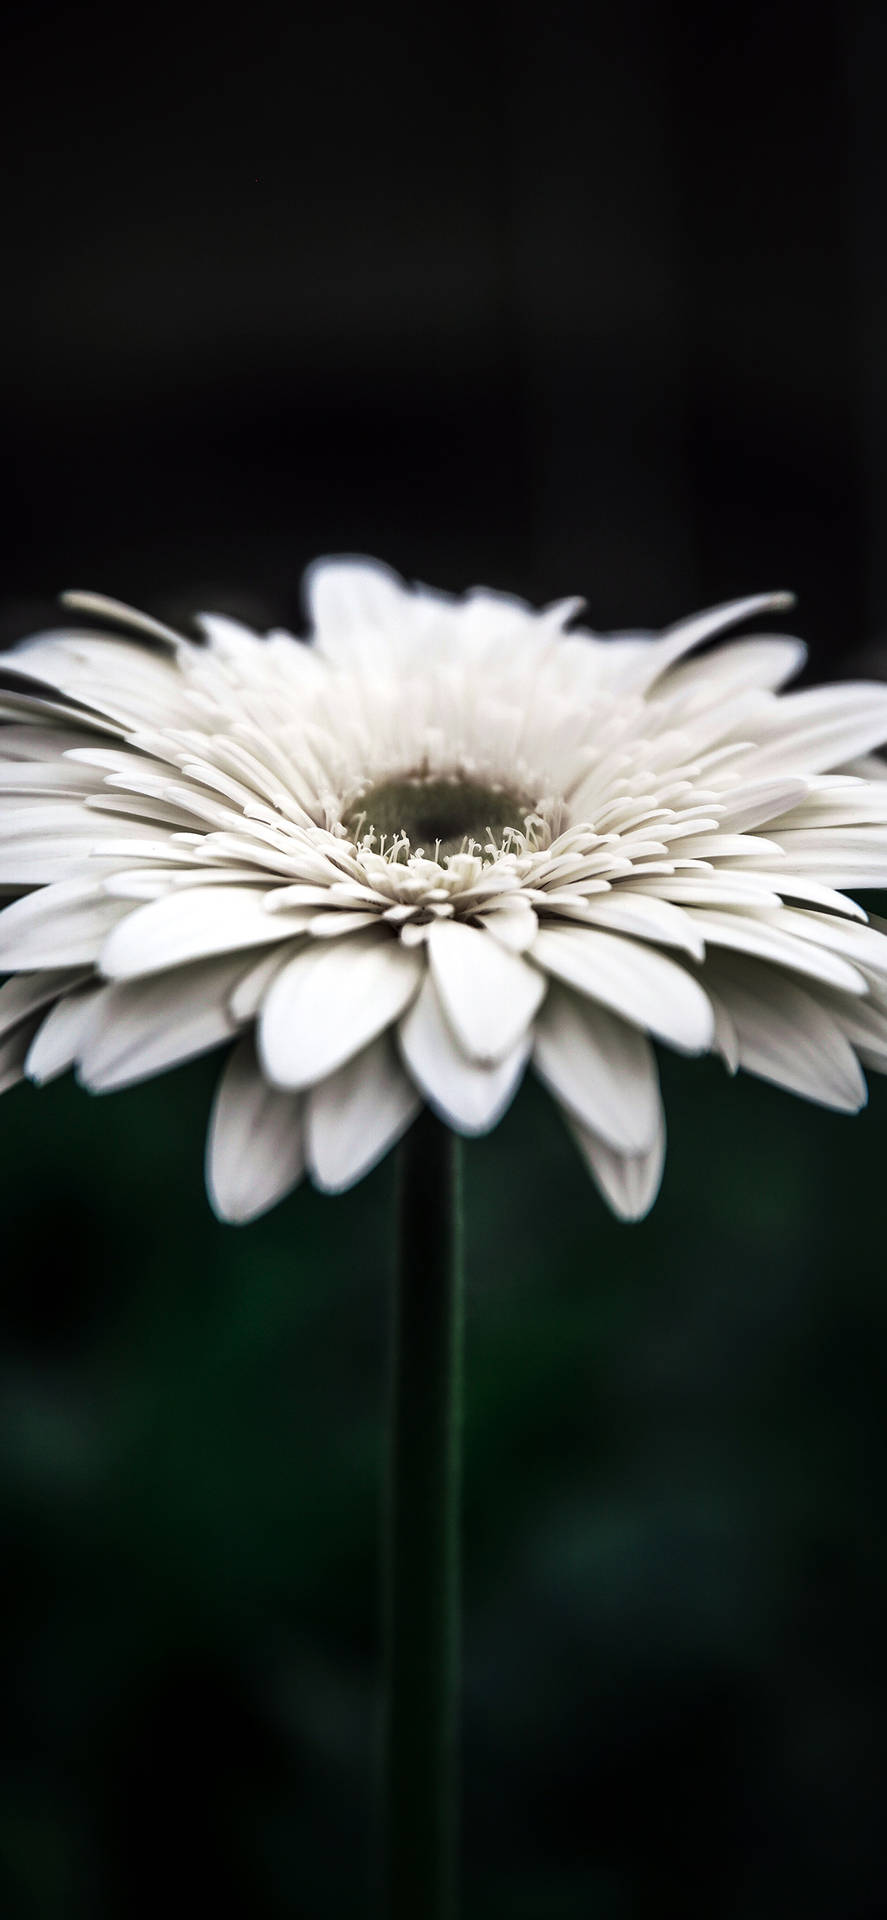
[382,1109,464,1920]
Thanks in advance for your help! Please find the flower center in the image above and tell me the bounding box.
[344,775,535,858]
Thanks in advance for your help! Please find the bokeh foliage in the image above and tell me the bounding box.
[1,1042,886,1917]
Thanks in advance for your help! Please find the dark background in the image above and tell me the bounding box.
[2,2,887,1914]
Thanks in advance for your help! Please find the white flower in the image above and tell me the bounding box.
[2,556,887,1223]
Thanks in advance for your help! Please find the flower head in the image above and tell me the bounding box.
[2,557,887,1222]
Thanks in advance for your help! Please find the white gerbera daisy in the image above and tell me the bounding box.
[2,556,887,1224]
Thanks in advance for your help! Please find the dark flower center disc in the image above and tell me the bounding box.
[344,776,534,858]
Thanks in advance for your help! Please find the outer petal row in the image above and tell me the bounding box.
[206,1029,421,1222]
[4,904,879,1227]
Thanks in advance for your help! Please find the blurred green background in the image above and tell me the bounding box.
[1,1052,886,1918]
[5,0,887,1910]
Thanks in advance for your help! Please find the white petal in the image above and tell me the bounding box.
[304,555,411,655]
[820,988,887,1069]
[25,986,103,1084]
[398,972,529,1134]
[765,826,887,887]
[682,907,868,995]
[706,988,740,1072]
[748,781,887,830]
[60,589,185,648]
[533,985,661,1152]
[531,924,714,1055]
[662,635,807,697]
[703,959,867,1111]
[0,967,91,1040]
[738,685,887,777]
[306,909,381,938]
[0,1018,42,1096]
[475,899,539,952]
[427,919,546,1065]
[306,1033,421,1192]
[77,953,242,1091]
[569,891,704,959]
[206,1033,304,1224]
[0,725,105,761]
[0,686,124,735]
[0,800,170,884]
[0,759,99,796]
[628,873,783,910]
[714,778,810,833]
[636,870,867,918]
[194,612,262,653]
[103,865,265,903]
[760,905,887,979]
[567,1111,667,1221]
[0,882,129,969]
[258,929,422,1090]
[99,886,310,980]
[4,626,185,723]
[0,771,138,816]
[229,944,299,1020]
[624,593,795,692]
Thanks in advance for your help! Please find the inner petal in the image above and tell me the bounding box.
[344,775,535,858]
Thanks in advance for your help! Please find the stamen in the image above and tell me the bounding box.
[342,773,539,862]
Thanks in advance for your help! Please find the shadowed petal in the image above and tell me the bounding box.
[703,957,867,1112]
[259,930,423,1090]
[0,882,129,970]
[0,1019,43,1096]
[427,920,546,1065]
[77,954,243,1091]
[0,967,91,1040]
[398,972,529,1133]
[206,1033,305,1224]
[567,1109,667,1221]
[100,885,310,979]
[306,1033,420,1192]
[25,986,104,1084]
[533,985,662,1153]
[532,924,714,1055]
